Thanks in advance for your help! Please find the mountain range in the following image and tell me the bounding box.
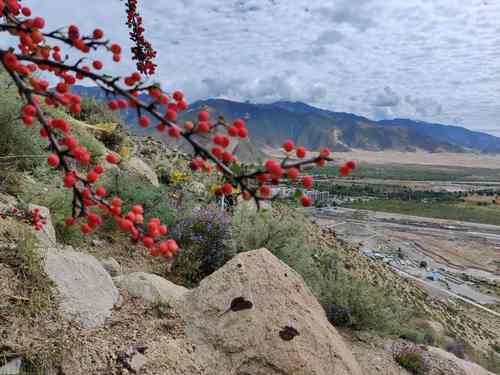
[72,86,500,154]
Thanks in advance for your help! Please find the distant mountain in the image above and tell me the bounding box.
[72,86,500,154]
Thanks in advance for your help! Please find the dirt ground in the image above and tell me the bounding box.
[333,149,500,169]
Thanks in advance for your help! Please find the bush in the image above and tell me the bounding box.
[0,69,47,171]
[73,97,126,151]
[103,169,178,229]
[230,206,408,333]
[399,329,425,345]
[169,206,232,286]
[394,343,429,375]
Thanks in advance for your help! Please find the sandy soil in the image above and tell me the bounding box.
[333,149,500,169]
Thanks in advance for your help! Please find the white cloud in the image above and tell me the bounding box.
[1,0,499,135]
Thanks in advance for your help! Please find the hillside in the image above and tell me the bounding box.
[71,86,500,155]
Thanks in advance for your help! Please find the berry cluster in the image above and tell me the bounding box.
[0,0,356,260]
[0,206,47,231]
[122,0,157,75]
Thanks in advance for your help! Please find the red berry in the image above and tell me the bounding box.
[238,128,248,138]
[139,116,150,128]
[242,191,252,201]
[259,185,272,198]
[319,147,331,158]
[21,7,31,16]
[301,176,313,189]
[63,172,75,188]
[33,17,45,29]
[177,100,188,110]
[110,43,121,54]
[86,171,99,183]
[132,205,144,215]
[96,186,106,197]
[283,139,295,152]
[92,60,103,70]
[296,147,306,158]
[166,110,177,121]
[47,154,60,167]
[287,167,300,181]
[56,82,68,93]
[222,183,233,196]
[142,236,155,248]
[22,104,36,116]
[173,90,184,101]
[111,197,122,207]
[92,28,104,39]
[81,223,92,234]
[228,126,239,137]
[346,160,357,170]
[22,115,34,126]
[106,153,119,164]
[197,121,210,133]
[168,125,181,138]
[65,217,76,226]
[234,119,246,128]
[339,165,350,177]
[198,111,210,122]
[300,195,312,207]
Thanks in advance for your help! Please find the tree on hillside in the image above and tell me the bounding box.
[0,0,356,261]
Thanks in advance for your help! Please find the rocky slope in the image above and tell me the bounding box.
[1,189,498,374]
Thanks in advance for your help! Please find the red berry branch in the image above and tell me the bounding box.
[0,206,47,231]
[121,0,157,75]
[0,0,356,260]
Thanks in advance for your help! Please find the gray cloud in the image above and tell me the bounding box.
[2,0,499,136]
[405,96,443,118]
[370,87,401,107]
[312,0,377,31]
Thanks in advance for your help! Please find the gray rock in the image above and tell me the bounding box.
[129,352,147,373]
[123,157,159,187]
[100,257,122,277]
[0,357,22,375]
[175,248,363,375]
[428,347,495,375]
[114,272,188,304]
[44,247,119,328]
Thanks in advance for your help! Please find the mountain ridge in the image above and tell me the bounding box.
[71,86,500,154]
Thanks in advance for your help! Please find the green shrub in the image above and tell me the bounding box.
[102,169,177,228]
[396,352,427,375]
[230,206,407,333]
[399,329,425,344]
[73,97,126,151]
[394,343,429,375]
[0,70,47,171]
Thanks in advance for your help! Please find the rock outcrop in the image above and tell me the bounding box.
[114,272,188,304]
[44,246,119,328]
[428,347,495,375]
[123,156,160,187]
[175,248,364,375]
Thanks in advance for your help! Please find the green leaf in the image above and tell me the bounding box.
[293,189,303,199]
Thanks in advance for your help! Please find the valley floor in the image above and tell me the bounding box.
[309,207,500,308]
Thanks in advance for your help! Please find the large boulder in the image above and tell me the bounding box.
[123,157,160,187]
[175,248,364,375]
[114,272,188,304]
[44,247,119,328]
[428,347,495,375]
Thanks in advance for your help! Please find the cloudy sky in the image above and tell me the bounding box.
[4,0,500,135]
